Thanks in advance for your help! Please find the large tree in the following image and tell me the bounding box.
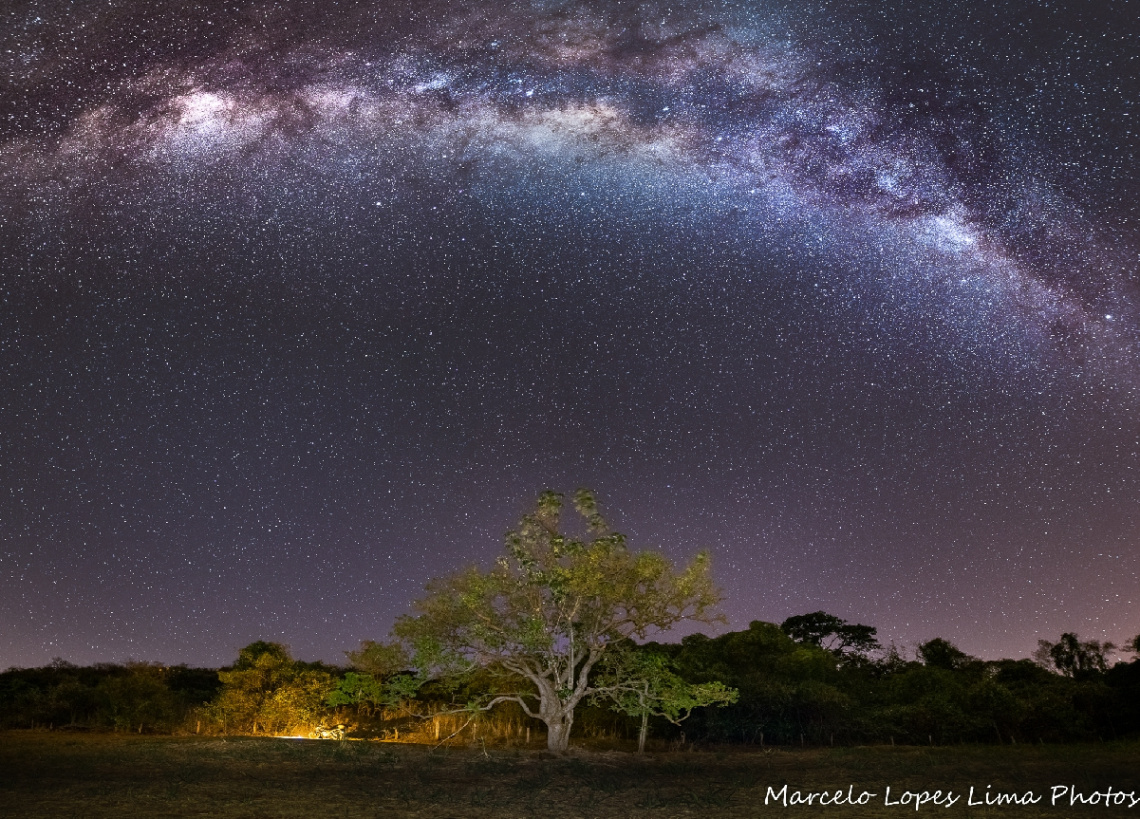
[780,611,880,661]
[1033,633,1116,678]
[389,489,725,753]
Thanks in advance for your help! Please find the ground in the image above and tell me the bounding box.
[1,732,1137,817]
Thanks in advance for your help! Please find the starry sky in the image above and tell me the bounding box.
[1,0,1138,669]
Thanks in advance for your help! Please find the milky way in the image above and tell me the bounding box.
[1,0,1138,667]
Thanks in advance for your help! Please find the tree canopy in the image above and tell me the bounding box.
[1033,633,1116,678]
[780,611,881,660]
[917,638,974,671]
[589,641,737,752]
[212,642,337,735]
[389,488,728,752]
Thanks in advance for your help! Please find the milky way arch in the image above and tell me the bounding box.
[3,0,1137,387]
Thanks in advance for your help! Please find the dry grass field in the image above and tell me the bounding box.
[1,731,1137,818]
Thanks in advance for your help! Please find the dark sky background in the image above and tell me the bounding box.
[1,0,1137,669]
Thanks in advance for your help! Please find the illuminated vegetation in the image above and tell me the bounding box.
[1,492,1137,749]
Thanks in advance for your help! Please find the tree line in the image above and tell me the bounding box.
[2,624,1137,746]
[3,490,1138,748]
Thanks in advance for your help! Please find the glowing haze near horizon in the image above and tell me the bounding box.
[1,0,1138,669]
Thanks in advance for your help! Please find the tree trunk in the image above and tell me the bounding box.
[638,712,648,754]
[545,714,573,753]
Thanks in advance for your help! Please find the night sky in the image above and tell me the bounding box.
[2,0,1138,670]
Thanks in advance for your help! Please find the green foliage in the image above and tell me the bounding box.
[233,641,292,670]
[0,661,219,731]
[5,624,1140,747]
[210,642,339,735]
[386,488,726,751]
[652,622,1140,747]
[95,662,178,731]
[648,620,849,745]
[345,641,410,677]
[326,671,386,711]
[1034,632,1116,678]
[780,611,880,660]
[589,643,737,750]
[917,638,973,671]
